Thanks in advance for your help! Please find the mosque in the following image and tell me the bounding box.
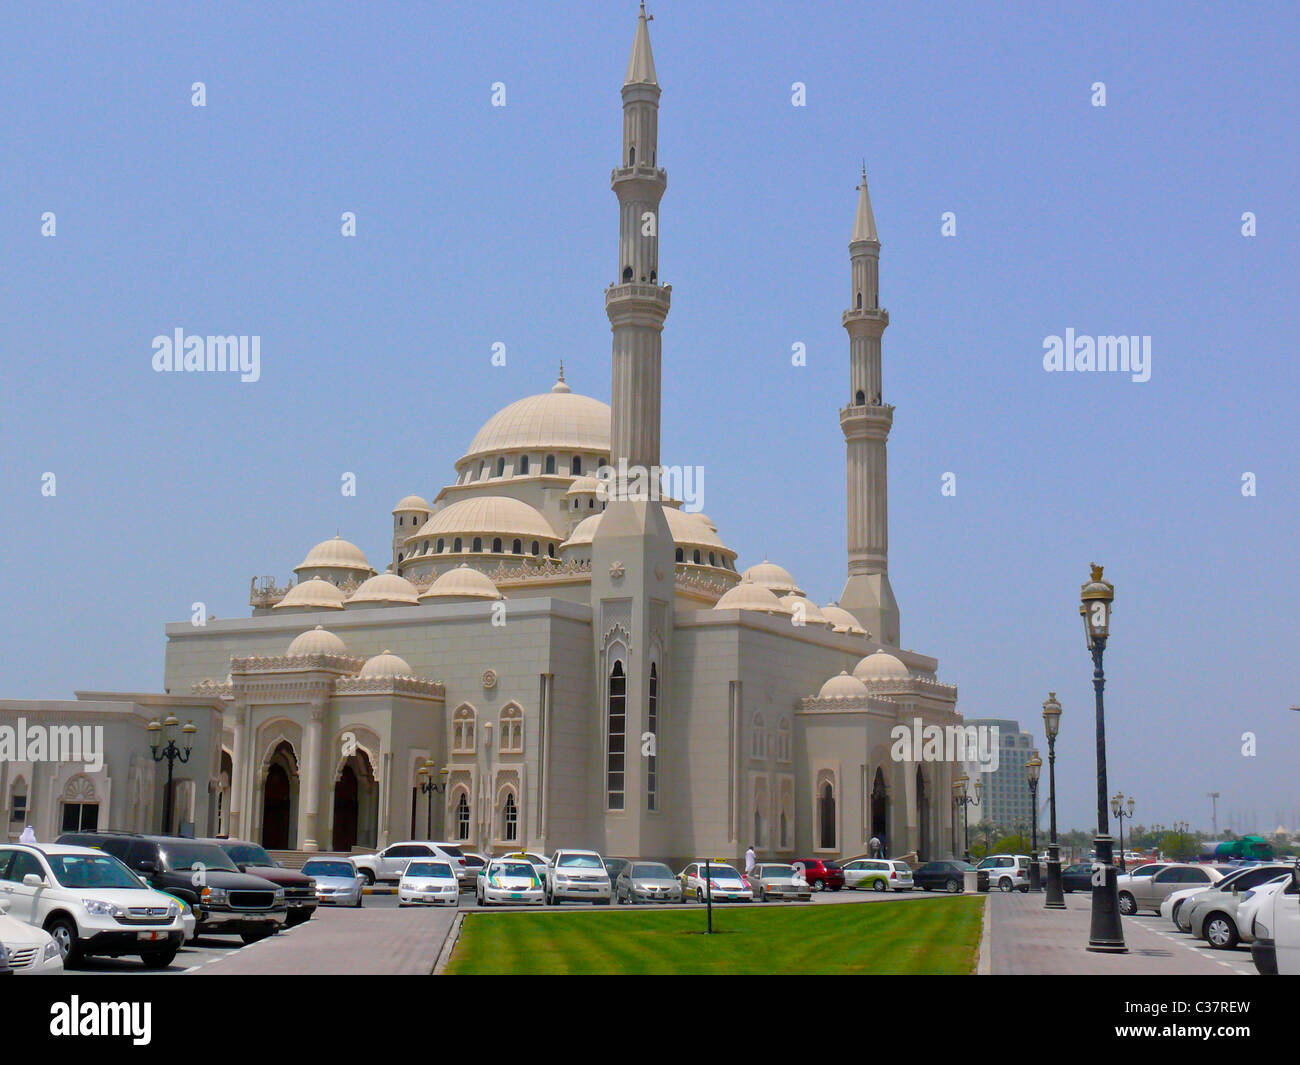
[1,6,963,866]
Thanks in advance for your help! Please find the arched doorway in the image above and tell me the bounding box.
[916,767,929,861]
[333,749,378,852]
[333,766,359,851]
[263,765,291,849]
[871,768,889,850]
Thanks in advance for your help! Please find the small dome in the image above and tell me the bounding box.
[854,648,911,681]
[287,625,347,656]
[742,560,803,596]
[779,595,829,625]
[359,650,415,679]
[419,564,504,601]
[565,475,602,497]
[295,536,372,574]
[416,496,556,543]
[820,604,870,636]
[714,580,787,614]
[347,572,420,606]
[393,495,430,513]
[817,671,869,700]
[273,577,346,611]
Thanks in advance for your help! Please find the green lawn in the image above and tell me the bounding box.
[446,896,983,975]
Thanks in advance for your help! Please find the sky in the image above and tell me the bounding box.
[1,0,1296,835]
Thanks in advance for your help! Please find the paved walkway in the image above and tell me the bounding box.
[986,891,1255,975]
[189,905,458,975]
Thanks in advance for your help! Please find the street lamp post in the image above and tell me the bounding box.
[1081,563,1126,952]
[954,775,981,863]
[148,715,196,834]
[1042,693,1066,909]
[1026,752,1042,890]
[1111,792,1135,872]
[417,760,449,838]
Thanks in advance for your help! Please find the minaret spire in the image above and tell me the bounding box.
[625,2,658,87]
[837,166,900,646]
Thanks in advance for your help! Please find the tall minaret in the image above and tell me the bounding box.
[590,3,676,861]
[837,167,901,646]
[607,0,670,473]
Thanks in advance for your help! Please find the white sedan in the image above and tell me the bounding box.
[679,862,753,903]
[0,903,62,974]
[1160,885,1210,929]
[398,860,460,906]
[477,858,545,906]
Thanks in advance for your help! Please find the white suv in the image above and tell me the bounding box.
[353,841,468,886]
[0,844,185,969]
[545,850,611,904]
[977,854,1033,893]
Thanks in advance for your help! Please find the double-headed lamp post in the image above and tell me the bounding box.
[1042,692,1066,909]
[1081,563,1126,952]
[148,714,197,833]
[1026,752,1042,890]
[954,774,982,863]
[1111,792,1135,872]
[417,759,449,838]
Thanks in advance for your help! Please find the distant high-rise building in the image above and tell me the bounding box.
[962,719,1037,838]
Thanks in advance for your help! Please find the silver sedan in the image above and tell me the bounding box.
[615,861,683,904]
[301,858,365,908]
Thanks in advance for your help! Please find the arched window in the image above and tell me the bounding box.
[629,144,636,165]
[606,659,626,810]
[692,549,701,564]
[819,781,836,850]
[478,462,487,480]
[545,455,556,475]
[650,269,656,283]
[531,540,539,556]
[646,662,659,811]
[623,266,633,282]
[492,537,503,553]
[496,457,506,477]
[453,706,477,754]
[572,456,582,475]
[750,714,767,759]
[708,552,716,566]
[453,537,463,552]
[519,455,530,475]
[397,552,403,563]
[472,537,483,552]
[547,543,555,558]
[454,791,471,841]
[499,705,524,753]
[61,775,100,833]
[512,538,522,554]
[588,498,595,509]
[777,719,792,763]
[857,291,863,309]
[675,548,683,562]
[502,793,518,842]
[436,538,445,552]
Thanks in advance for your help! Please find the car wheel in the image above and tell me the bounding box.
[1118,891,1136,916]
[1205,914,1239,950]
[1171,900,1184,925]
[285,912,309,928]
[873,879,887,893]
[353,894,364,908]
[946,878,961,894]
[46,917,81,967]
[696,888,706,903]
[360,869,375,886]
[811,879,825,892]
[140,946,179,970]
[239,928,276,944]
[921,885,931,892]
[998,877,1013,892]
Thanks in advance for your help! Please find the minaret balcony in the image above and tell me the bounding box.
[842,307,889,328]
[611,165,668,195]
[839,402,895,439]
[605,282,672,319]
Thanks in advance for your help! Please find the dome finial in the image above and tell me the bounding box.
[552,362,572,393]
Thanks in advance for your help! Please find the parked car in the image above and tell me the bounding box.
[477,858,545,906]
[0,900,62,974]
[545,850,611,905]
[202,839,318,927]
[1060,862,1095,893]
[1238,878,1291,947]
[914,859,976,892]
[749,863,812,901]
[57,832,287,943]
[1120,863,1224,916]
[679,862,753,903]
[976,855,1033,893]
[461,853,488,882]
[614,861,682,904]
[1185,865,1294,949]
[300,857,365,908]
[0,843,186,968]
[398,860,460,906]
[791,858,844,892]
[603,857,633,887]
[352,841,468,886]
[1171,864,1275,931]
[1117,862,1170,884]
[842,858,913,892]
[1249,868,1300,975]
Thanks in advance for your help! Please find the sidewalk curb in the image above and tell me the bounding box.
[976,895,992,975]
[433,911,467,975]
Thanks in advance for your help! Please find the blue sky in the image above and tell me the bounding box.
[1,0,1296,834]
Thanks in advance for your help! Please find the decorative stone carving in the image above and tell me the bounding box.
[481,669,498,690]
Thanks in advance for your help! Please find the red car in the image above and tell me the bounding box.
[793,858,845,891]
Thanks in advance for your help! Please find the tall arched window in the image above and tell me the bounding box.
[436,538,445,552]
[499,705,523,753]
[453,537,463,553]
[675,548,683,562]
[777,719,792,763]
[453,706,476,754]
[519,455,530,475]
[819,781,837,850]
[502,792,518,842]
[606,659,626,810]
[472,537,483,552]
[454,791,471,841]
[572,456,583,475]
[512,538,522,554]
[646,662,659,811]
[496,457,506,477]
[531,540,539,556]
[492,537,503,553]
[750,714,767,759]
[629,144,635,165]
[545,455,556,475]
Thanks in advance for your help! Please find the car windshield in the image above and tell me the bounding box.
[160,843,239,873]
[762,865,797,877]
[464,856,485,868]
[558,854,603,869]
[224,843,275,867]
[49,853,147,890]
[302,861,354,878]
[632,863,673,878]
[434,845,464,858]
[407,862,454,878]
[495,862,536,879]
[976,859,994,869]
[709,868,743,882]
[950,861,977,871]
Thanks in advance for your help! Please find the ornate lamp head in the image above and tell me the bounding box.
[1042,692,1062,739]
[1080,563,1115,648]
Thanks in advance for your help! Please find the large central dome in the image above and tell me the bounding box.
[459,374,610,465]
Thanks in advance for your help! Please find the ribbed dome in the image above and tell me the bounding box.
[419,564,504,601]
[347,573,420,606]
[295,536,372,574]
[820,605,869,635]
[359,650,414,679]
[742,560,803,596]
[273,577,346,611]
[561,508,735,558]
[287,625,348,656]
[714,580,787,613]
[416,496,556,542]
[854,648,911,681]
[393,495,430,512]
[460,378,610,463]
[565,475,601,496]
[818,671,870,700]
[779,595,829,625]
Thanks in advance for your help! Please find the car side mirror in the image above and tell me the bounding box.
[236,863,249,873]
[137,860,156,873]
[22,874,44,888]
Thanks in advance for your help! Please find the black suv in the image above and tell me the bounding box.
[58,832,288,943]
